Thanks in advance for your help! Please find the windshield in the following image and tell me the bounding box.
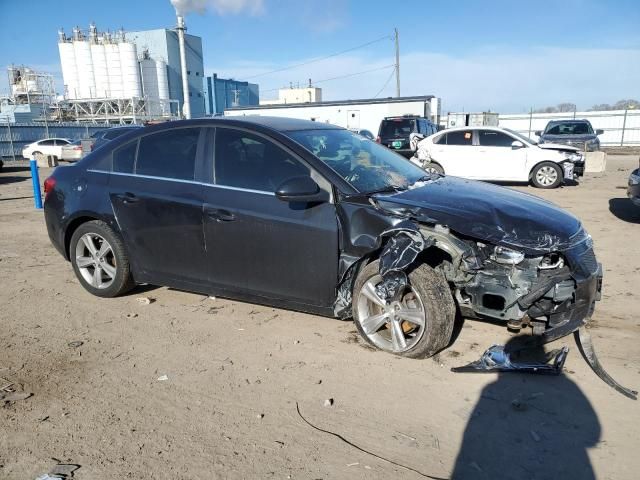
[503,128,537,145]
[379,119,416,138]
[287,129,429,194]
[545,122,593,135]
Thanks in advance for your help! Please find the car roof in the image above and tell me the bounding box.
[439,126,505,132]
[215,116,340,132]
[546,119,591,125]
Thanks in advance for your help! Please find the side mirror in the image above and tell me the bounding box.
[596,129,604,135]
[275,176,328,203]
[534,130,542,136]
[511,140,525,149]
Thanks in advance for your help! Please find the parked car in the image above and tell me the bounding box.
[536,119,603,151]
[377,115,438,158]
[628,161,640,207]
[43,117,601,358]
[60,139,84,161]
[413,126,585,188]
[90,126,143,151]
[22,138,71,160]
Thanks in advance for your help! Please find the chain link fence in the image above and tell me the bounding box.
[0,122,113,160]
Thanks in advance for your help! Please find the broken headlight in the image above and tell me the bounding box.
[561,151,583,162]
[490,246,525,265]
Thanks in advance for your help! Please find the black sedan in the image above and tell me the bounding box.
[43,117,602,358]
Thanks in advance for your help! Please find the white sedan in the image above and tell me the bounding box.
[412,126,585,188]
[22,138,72,160]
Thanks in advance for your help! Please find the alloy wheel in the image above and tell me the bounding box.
[75,233,117,289]
[356,274,427,353]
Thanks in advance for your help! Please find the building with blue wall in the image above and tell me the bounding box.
[128,28,206,118]
[203,74,259,115]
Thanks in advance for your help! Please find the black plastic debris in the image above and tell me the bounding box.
[377,221,433,301]
[575,329,637,400]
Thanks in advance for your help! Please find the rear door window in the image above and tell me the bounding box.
[113,140,138,173]
[445,130,473,145]
[214,128,309,192]
[135,128,200,180]
[478,130,516,147]
[54,139,70,146]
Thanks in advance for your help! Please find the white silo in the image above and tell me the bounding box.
[156,59,169,101]
[119,41,142,99]
[58,30,79,100]
[74,39,96,98]
[104,41,123,98]
[140,57,160,115]
[91,42,109,98]
[156,59,170,115]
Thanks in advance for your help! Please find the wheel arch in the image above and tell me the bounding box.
[63,213,122,260]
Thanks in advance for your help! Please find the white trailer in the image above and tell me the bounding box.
[224,96,439,137]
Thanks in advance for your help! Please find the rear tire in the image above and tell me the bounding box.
[69,220,135,298]
[531,162,562,189]
[352,260,455,358]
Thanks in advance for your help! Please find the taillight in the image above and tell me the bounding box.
[73,146,82,151]
[44,176,56,194]
[376,136,381,143]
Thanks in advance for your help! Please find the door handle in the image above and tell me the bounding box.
[115,192,139,204]
[205,208,235,222]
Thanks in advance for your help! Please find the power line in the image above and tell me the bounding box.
[260,64,396,94]
[241,34,393,81]
[373,66,397,98]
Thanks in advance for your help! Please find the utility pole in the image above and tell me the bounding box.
[394,27,400,98]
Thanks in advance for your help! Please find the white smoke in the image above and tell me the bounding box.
[170,0,264,15]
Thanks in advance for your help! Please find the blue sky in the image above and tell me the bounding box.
[1,0,638,112]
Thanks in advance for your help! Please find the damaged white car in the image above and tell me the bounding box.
[410,126,585,188]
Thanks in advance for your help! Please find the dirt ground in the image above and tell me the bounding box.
[1,155,639,480]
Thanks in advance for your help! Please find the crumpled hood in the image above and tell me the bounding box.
[374,176,584,254]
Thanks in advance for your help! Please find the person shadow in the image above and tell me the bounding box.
[451,336,600,480]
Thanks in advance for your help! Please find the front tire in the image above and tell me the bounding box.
[69,220,135,298]
[531,162,562,189]
[352,260,455,358]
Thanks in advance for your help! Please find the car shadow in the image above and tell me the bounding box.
[1,165,31,173]
[609,198,640,223]
[488,179,579,189]
[122,283,161,296]
[0,175,29,185]
[450,336,600,479]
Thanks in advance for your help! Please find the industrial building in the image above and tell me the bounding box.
[203,74,259,115]
[55,21,204,123]
[260,84,323,105]
[0,66,56,123]
[127,26,205,118]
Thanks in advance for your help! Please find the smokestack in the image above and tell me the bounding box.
[176,14,191,119]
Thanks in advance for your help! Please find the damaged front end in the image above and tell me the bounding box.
[332,175,634,397]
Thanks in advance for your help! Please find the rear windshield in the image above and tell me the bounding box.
[545,122,593,135]
[379,119,416,138]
